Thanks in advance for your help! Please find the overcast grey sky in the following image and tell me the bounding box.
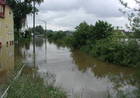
[27,0,136,31]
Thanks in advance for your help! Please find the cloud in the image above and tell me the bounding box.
[82,0,123,17]
[39,0,80,12]
[39,0,124,18]
[27,0,130,31]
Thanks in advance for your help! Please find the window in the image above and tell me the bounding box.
[0,5,4,17]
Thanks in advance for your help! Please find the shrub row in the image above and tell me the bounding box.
[47,20,140,67]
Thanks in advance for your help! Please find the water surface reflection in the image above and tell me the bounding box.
[14,38,140,98]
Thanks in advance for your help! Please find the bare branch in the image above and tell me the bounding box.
[135,0,140,4]
[120,0,134,9]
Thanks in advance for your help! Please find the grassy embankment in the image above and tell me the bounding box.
[2,63,66,98]
[7,73,66,98]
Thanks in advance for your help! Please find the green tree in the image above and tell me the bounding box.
[72,22,91,48]
[7,0,44,40]
[34,25,45,35]
[24,0,44,4]
[93,20,114,40]
[71,21,113,48]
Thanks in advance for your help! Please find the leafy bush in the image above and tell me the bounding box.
[46,20,140,67]
[47,31,66,41]
[90,40,140,67]
[71,21,114,48]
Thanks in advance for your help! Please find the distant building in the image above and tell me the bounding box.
[0,0,14,46]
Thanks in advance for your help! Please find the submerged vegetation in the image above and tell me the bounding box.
[3,0,140,97]
[6,69,66,98]
[7,75,66,98]
[46,20,140,67]
[47,30,73,47]
[0,63,66,98]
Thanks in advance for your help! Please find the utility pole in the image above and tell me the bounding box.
[33,1,36,36]
[44,21,47,32]
[33,1,36,67]
[40,20,47,32]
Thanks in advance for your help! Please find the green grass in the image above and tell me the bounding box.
[6,74,67,98]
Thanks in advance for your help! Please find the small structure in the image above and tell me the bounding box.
[0,0,14,46]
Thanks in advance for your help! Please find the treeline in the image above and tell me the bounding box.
[25,25,46,37]
[47,30,73,46]
[47,20,140,67]
[16,25,47,41]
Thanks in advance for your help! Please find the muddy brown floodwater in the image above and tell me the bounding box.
[0,38,140,98]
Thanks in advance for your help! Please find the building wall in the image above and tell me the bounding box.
[0,45,14,84]
[0,5,14,45]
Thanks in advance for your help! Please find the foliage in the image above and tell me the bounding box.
[134,29,140,38]
[24,0,44,4]
[93,20,114,40]
[112,30,126,37]
[34,25,46,35]
[71,21,113,48]
[71,21,140,67]
[46,31,73,46]
[7,0,44,40]
[25,25,46,36]
[7,0,32,31]
[46,20,140,67]
[90,39,140,67]
[72,22,93,48]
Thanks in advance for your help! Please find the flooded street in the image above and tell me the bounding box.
[0,38,140,98]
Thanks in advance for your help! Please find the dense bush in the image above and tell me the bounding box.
[71,21,114,48]
[47,31,73,46]
[71,22,92,48]
[90,39,140,67]
[71,21,140,67]
[47,31,66,40]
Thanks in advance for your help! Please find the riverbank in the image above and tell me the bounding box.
[1,38,140,98]
[7,71,66,98]
[0,60,66,98]
[46,21,140,67]
[1,65,66,98]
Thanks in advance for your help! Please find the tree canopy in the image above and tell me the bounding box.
[72,21,114,48]
[7,0,44,32]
